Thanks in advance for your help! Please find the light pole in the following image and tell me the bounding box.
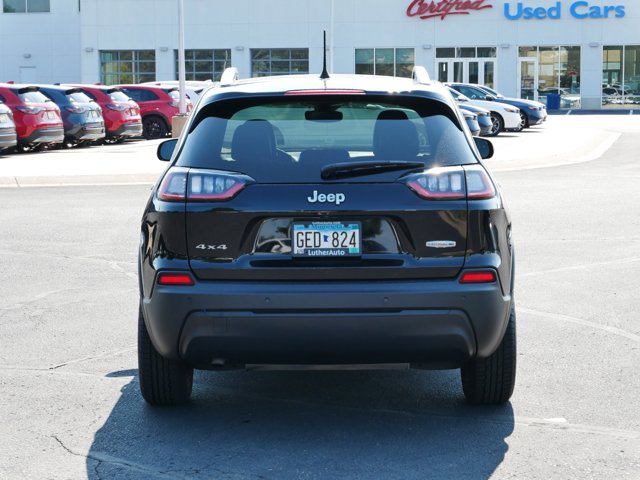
[177,0,186,115]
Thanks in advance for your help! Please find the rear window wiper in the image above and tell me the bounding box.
[320,160,426,180]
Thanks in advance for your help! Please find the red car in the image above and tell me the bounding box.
[66,85,142,144]
[0,83,64,152]
[116,84,192,139]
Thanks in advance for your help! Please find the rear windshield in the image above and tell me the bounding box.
[108,90,131,102]
[176,95,477,182]
[16,90,50,104]
[67,92,93,104]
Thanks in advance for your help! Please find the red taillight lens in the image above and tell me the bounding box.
[106,103,127,111]
[15,105,44,115]
[158,168,249,202]
[459,270,497,284]
[404,165,495,200]
[157,272,194,286]
[157,169,188,201]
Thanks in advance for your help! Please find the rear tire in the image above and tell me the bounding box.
[138,303,193,405]
[142,115,168,140]
[461,305,516,405]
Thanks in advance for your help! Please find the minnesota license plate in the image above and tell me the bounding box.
[292,222,361,257]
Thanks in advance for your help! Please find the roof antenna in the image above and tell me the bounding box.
[320,30,330,80]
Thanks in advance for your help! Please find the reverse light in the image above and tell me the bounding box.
[406,167,466,200]
[405,165,495,200]
[459,270,497,284]
[157,272,195,286]
[158,168,249,202]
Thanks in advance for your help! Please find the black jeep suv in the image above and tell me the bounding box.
[138,68,516,406]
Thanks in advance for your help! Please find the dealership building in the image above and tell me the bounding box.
[0,0,639,109]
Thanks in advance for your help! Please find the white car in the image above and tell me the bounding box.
[446,86,521,136]
[141,80,215,104]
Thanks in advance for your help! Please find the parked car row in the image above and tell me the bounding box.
[0,81,195,155]
[447,82,547,136]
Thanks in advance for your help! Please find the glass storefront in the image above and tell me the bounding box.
[518,46,581,109]
[436,47,496,87]
[602,45,640,108]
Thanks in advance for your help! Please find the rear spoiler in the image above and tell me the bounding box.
[17,86,40,94]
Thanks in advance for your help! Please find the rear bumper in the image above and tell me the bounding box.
[142,277,512,369]
[110,121,143,138]
[0,128,17,149]
[66,123,106,141]
[21,127,64,145]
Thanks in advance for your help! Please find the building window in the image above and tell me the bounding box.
[602,45,640,108]
[436,47,496,59]
[355,48,415,78]
[518,46,581,109]
[3,0,50,12]
[174,49,231,82]
[250,49,309,77]
[100,50,156,85]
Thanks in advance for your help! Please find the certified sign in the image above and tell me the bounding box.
[406,0,493,20]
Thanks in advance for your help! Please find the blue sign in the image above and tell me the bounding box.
[504,1,625,19]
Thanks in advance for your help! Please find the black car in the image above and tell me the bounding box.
[37,85,105,147]
[138,67,516,406]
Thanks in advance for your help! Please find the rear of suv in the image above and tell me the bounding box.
[117,84,192,139]
[138,68,516,406]
[37,85,105,147]
[68,85,142,144]
[0,83,64,152]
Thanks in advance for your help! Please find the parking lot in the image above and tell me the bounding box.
[1,115,639,479]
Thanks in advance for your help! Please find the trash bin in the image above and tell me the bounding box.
[546,93,561,110]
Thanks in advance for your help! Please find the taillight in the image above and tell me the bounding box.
[157,168,249,202]
[459,270,497,284]
[106,103,127,111]
[465,165,496,199]
[404,165,495,200]
[65,105,87,114]
[157,272,194,286]
[15,105,44,115]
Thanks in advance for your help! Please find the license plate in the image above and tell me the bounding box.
[46,111,56,119]
[0,114,8,123]
[292,222,361,257]
[91,110,99,118]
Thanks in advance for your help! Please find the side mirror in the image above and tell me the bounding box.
[474,137,494,159]
[485,95,494,101]
[157,139,178,161]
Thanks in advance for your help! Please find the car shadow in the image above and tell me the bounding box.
[87,369,514,479]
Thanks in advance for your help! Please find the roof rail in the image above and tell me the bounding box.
[220,67,239,87]
[412,66,431,84]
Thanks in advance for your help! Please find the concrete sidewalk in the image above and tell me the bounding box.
[1,115,638,187]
